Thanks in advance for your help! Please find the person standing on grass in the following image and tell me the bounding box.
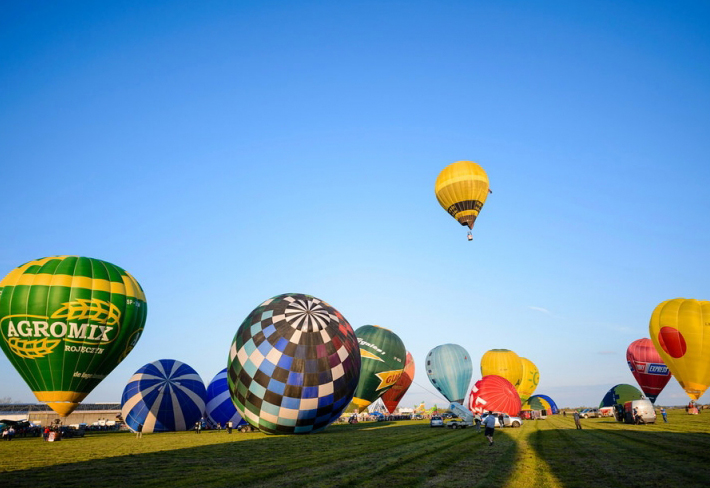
[660,407,668,423]
[573,410,582,430]
[483,411,496,446]
[227,421,233,434]
[498,413,504,429]
[136,423,143,438]
[474,413,481,432]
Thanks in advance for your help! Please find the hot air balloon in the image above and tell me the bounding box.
[480,349,523,389]
[649,298,710,401]
[349,325,406,412]
[205,368,246,428]
[426,344,473,403]
[381,351,415,414]
[599,384,643,408]
[626,338,671,403]
[0,256,147,417]
[121,359,206,433]
[435,161,490,240]
[468,375,521,415]
[522,394,558,414]
[517,357,539,403]
[228,293,361,434]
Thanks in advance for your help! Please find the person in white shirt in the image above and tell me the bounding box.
[483,411,497,446]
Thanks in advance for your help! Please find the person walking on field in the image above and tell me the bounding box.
[660,407,668,423]
[573,410,582,430]
[483,411,497,446]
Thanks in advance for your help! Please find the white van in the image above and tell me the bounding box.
[624,399,656,424]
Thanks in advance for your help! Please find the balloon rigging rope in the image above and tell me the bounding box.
[410,379,449,403]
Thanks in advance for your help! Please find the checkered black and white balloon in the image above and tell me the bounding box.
[227,293,361,434]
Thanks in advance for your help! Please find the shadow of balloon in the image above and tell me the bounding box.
[0,423,519,488]
[528,425,710,487]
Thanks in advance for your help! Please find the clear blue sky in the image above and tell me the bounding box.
[1,0,709,409]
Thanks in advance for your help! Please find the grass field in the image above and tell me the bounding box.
[2,410,709,488]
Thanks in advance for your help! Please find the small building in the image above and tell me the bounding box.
[0,403,121,426]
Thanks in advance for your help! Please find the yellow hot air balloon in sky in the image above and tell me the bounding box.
[480,349,523,388]
[517,357,539,403]
[435,161,490,240]
[649,298,710,401]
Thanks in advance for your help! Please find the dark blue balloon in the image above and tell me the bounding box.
[121,359,206,433]
[205,368,245,427]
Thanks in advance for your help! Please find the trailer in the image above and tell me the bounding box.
[446,402,474,429]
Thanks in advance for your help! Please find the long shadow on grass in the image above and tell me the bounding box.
[0,423,519,488]
[529,426,710,488]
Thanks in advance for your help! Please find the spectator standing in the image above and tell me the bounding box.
[573,410,582,430]
[660,407,668,423]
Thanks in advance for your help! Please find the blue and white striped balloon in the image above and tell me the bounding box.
[121,359,206,433]
[205,368,245,428]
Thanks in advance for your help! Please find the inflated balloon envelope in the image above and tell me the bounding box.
[0,256,147,417]
[435,161,490,240]
[228,293,361,434]
[426,343,473,404]
[626,338,671,403]
[348,325,406,413]
[649,298,710,400]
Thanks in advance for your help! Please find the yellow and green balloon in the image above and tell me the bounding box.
[0,256,147,416]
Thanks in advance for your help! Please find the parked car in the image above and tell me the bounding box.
[430,416,444,427]
[581,408,600,418]
[481,413,523,428]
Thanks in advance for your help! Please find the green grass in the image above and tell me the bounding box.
[1,410,709,487]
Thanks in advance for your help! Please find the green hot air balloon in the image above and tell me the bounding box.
[0,256,147,417]
[349,325,406,412]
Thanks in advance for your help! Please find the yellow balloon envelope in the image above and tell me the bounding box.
[517,357,539,403]
[435,161,490,230]
[480,349,523,388]
[649,298,710,400]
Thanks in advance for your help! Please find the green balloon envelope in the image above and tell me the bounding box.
[0,256,147,416]
[349,325,406,412]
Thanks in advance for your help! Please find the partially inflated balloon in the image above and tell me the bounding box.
[649,298,710,401]
[426,344,473,403]
[121,359,206,433]
[435,161,490,236]
[228,293,360,434]
[381,352,414,414]
[468,375,521,415]
[517,357,539,403]
[205,368,245,428]
[480,349,523,388]
[599,384,643,408]
[626,338,671,403]
[0,256,147,417]
[522,394,558,414]
[350,325,406,412]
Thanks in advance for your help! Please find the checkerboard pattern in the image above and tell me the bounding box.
[227,293,361,434]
